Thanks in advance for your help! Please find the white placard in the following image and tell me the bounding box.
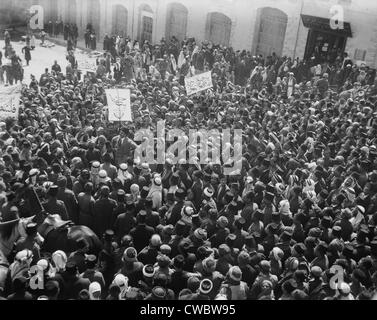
[106,89,132,122]
[77,57,97,72]
[184,71,213,96]
[0,85,21,120]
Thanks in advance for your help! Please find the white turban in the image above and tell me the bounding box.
[52,250,67,272]
[89,282,101,300]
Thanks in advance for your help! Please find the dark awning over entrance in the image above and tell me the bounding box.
[301,14,352,38]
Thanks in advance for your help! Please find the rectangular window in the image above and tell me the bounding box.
[142,16,153,43]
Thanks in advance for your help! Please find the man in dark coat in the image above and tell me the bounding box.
[316,73,329,98]
[92,186,117,237]
[103,34,110,52]
[21,45,31,66]
[137,234,161,265]
[191,171,203,211]
[113,197,136,243]
[84,30,90,48]
[64,23,69,41]
[129,211,155,253]
[61,261,90,300]
[165,189,185,226]
[56,176,79,224]
[43,185,69,220]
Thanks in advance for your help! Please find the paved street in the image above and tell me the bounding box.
[1,38,99,85]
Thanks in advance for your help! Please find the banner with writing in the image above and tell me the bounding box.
[185,71,213,96]
[0,85,21,120]
[77,57,97,72]
[106,89,132,122]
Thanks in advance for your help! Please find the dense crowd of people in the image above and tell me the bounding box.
[94,35,377,97]
[1,29,377,301]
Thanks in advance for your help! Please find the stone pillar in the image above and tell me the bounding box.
[283,15,301,58]
[154,0,167,43]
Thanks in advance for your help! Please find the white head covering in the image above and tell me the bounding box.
[89,282,101,300]
[112,274,129,290]
[130,184,139,195]
[52,250,67,272]
[112,274,129,299]
[279,199,291,217]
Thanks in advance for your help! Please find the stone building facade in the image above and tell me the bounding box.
[7,0,377,67]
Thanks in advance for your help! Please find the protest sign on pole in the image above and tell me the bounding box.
[106,89,132,122]
[184,71,213,96]
[0,85,21,120]
[77,56,98,73]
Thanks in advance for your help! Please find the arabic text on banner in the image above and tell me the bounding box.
[0,85,21,120]
[77,58,97,72]
[184,71,213,96]
[106,89,132,122]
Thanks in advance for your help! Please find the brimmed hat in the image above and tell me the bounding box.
[173,255,185,270]
[157,254,171,268]
[187,276,200,292]
[218,244,231,257]
[202,257,216,273]
[228,266,242,282]
[237,251,250,265]
[260,260,271,272]
[151,286,167,300]
[193,228,207,241]
[217,216,228,228]
[1,205,20,223]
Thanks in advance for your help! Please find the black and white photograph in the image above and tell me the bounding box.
[0,0,377,307]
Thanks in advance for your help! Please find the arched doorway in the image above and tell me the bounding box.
[87,0,100,35]
[65,0,77,24]
[205,12,232,47]
[139,4,153,44]
[112,4,128,37]
[255,7,288,58]
[165,2,188,42]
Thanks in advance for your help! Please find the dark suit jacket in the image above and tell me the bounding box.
[57,188,79,224]
[130,224,155,253]
[93,197,117,237]
[191,180,203,210]
[114,212,136,242]
[216,184,230,204]
[166,201,184,226]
